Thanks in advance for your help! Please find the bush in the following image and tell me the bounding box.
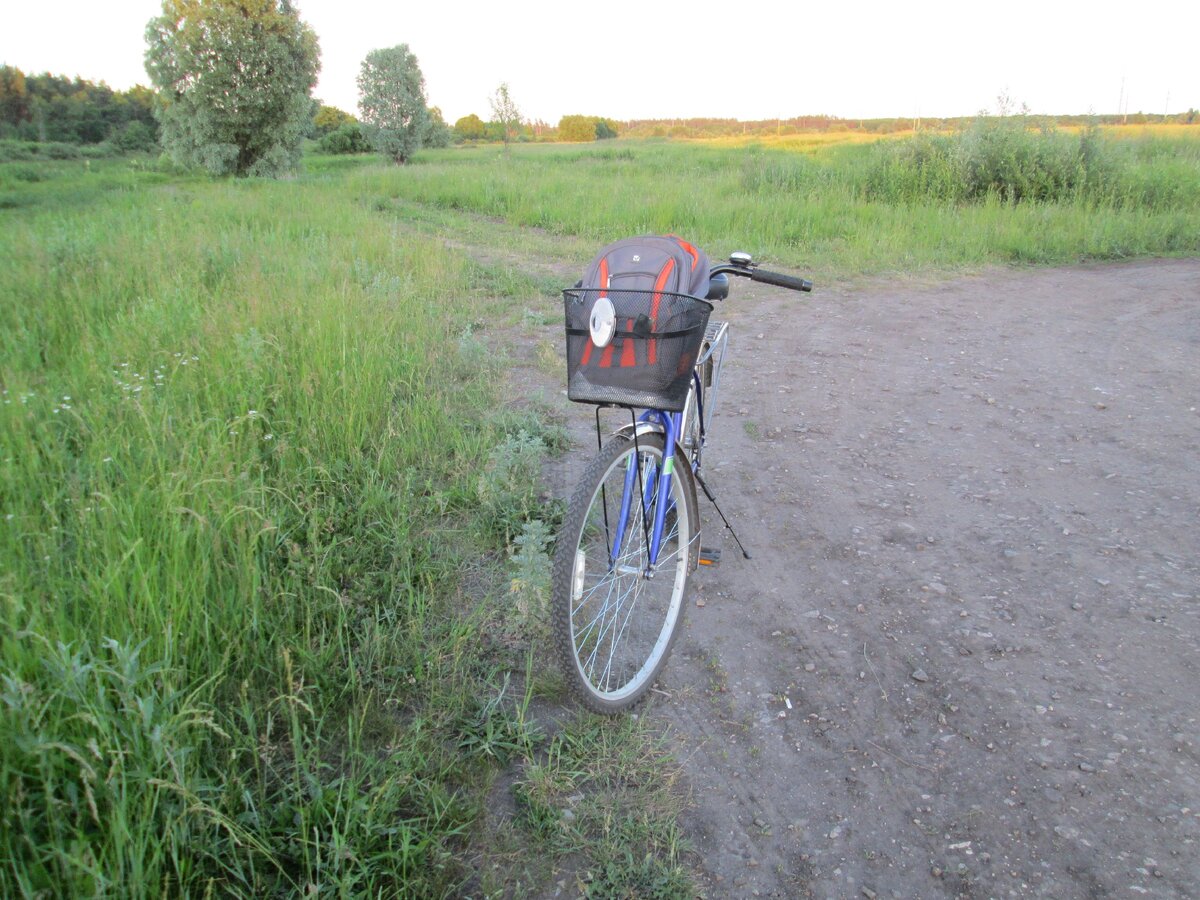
[863,120,1142,206]
[79,142,120,160]
[0,140,36,162]
[42,142,82,160]
[318,122,371,154]
[112,120,158,153]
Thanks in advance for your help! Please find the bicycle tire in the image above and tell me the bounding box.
[552,433,697,713]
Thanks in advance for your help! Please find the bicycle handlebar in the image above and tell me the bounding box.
[748,268,813,292]
[709,261,814,294]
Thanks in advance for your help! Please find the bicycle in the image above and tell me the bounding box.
[552,242,813,713]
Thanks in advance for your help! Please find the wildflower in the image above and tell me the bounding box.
[248,409,258,417]
[263,434,274,441]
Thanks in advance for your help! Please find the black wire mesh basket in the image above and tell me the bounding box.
[563,288,713,412]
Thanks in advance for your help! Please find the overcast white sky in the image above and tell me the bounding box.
[4,1,1197,123]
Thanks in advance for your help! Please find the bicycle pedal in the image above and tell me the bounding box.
[697,547,721,568]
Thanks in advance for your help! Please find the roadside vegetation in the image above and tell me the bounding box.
[2,121,1199,895]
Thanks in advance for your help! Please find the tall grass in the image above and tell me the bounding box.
[0,161,541,895]
[862,118,1200,207]
[2,156,698,897]
[355,130,1200,276]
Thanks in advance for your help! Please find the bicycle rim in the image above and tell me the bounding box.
[553,435,692,712]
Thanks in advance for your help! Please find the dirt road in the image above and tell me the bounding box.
[544,259,1200,897]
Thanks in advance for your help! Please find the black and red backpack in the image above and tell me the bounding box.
[563,235,713,411]
[580,234,711,298]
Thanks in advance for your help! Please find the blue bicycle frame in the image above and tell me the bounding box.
[607,403,694,572]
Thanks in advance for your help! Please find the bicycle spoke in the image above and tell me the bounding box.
[554,433,694,711]
[583,572,639,681]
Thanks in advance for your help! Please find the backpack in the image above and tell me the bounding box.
[580,234,710,298]
[564,235,712,411]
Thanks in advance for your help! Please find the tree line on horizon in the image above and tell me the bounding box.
[0,66,159,150]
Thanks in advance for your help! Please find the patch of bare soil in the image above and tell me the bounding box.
[536,259,1200,897]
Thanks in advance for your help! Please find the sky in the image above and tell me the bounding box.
[4,1,1197,124]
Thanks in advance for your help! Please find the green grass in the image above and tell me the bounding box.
[0,158,688,896]
[347,131,1200,279]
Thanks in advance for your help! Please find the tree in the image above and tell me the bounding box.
[313,103,356,136]
[557,114,595,143]
[489,82,521,150]
[0,66,31,129]
[453,113,486,142]
[424,106,451,148]
[144,0,319,177]
[357,44,429,164]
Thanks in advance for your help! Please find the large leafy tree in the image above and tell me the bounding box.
[557,114,596,143]
[144,0,320,177]
[357,45,429,164]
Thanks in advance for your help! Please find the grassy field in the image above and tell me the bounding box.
[354,125,1200,277]
[2,126,1198,896]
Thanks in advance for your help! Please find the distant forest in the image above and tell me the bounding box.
[0,66,159,150]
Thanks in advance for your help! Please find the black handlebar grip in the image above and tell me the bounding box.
[749,269,813,292]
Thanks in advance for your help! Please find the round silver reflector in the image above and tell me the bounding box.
[589,296,616,347]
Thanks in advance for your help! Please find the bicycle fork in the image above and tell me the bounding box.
[608,411,677,576]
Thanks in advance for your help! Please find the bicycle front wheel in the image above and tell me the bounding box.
[552,433,696,713]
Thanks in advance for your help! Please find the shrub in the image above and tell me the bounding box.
[112,120,158,153]
[862,119,1146,206]
[42,141,82,160]
[318,121,371,154]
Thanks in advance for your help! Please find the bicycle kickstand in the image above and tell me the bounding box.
[692,471,752,560]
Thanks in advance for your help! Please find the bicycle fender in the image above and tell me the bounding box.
[611,420,666,442]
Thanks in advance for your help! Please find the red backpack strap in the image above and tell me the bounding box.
[665,233,700,272]
[579,256,610,367]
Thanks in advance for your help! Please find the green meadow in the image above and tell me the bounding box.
[2,127,1198,895]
